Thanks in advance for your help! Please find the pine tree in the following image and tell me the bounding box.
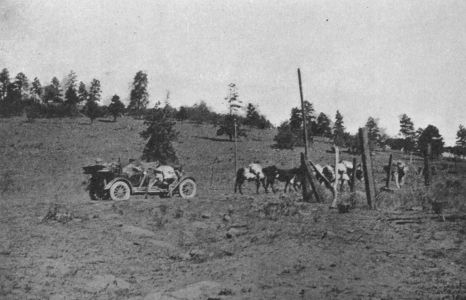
[85,100,99,124]
[176,106,188,122]
[88,79,101,103]
[456,124,466,148]
[365,117,380,150]
[418,125,444,158]
[0,68,10,101]
[141,102,179,164]
[30,77,42,103]
[51,77,62,103]
[84,79,102,124]
[77,81,88,104]
[399,114,415,138]
[288,101,315,145]
[14,72,29,98]
[289,107,302,133]
[243,103,271,129]
[315,112,332,137]
[244,103,260,127]
[217,84,247,140]
[63,86,79,116]
[399,114,416,152]
[216,114,247,141]
[128,71,149,118]
[274,121,297,149]
[63,70,77,92]
[108,94,125,122]
[333,110,345,146]
[2,81,23,116]
[303,101,316,131]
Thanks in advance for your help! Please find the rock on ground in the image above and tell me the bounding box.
[121,225,156,238]
[84,274,130,293]
[144,281,223,300]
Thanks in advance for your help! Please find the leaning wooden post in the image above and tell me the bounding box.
[424,143,432,186]
[308,158,334,193]
[298,68,312,202]
[330,146,339,208]
[300,156,313,202]
[385,154,393,189]
[359,127,376,209]
[301,153,320,202]
[350,157,357,192]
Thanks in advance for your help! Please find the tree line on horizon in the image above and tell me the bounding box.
[1,67,465,160]
[0,68,272,129]
[273,103,466,160]
[0,68,127,123]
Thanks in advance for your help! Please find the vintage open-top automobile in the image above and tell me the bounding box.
[83,161,197,201]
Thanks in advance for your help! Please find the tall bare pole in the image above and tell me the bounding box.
[298,68,312,202]
[298,68,309,158]
[226,83,240,175]
[234,118,238,173]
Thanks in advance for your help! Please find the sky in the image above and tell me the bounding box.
[1,0,465,145]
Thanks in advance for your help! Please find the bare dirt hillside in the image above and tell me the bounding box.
[0,117,465,299]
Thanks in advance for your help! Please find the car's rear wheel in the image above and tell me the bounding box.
[109,181,131,201]
[178,178,197,198]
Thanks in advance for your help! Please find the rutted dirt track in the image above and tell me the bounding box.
[0,117,465,299]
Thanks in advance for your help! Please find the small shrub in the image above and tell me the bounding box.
[216,114,247,141]
[159,203,168,215]
[252,196,302,220]
[25,103,43,121]
[173,207,184,219]
[41,203,74,224]
[274,121,298,149]
[151,211,168,229]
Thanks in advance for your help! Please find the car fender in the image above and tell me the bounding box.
[104,177,133,192]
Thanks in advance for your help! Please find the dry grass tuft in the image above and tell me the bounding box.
[0,170,17,195]
[41,203,74,223]
[251,195,303,220]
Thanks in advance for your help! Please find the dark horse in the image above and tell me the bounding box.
[263,166,301,193]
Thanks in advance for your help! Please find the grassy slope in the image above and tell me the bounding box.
[0,116,465,299]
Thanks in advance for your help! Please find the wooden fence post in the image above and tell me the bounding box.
[359,127,376,209]
[350,157,357,192]
[330,146,339,208]
[424,143,432,186]
[385,154,393,189]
